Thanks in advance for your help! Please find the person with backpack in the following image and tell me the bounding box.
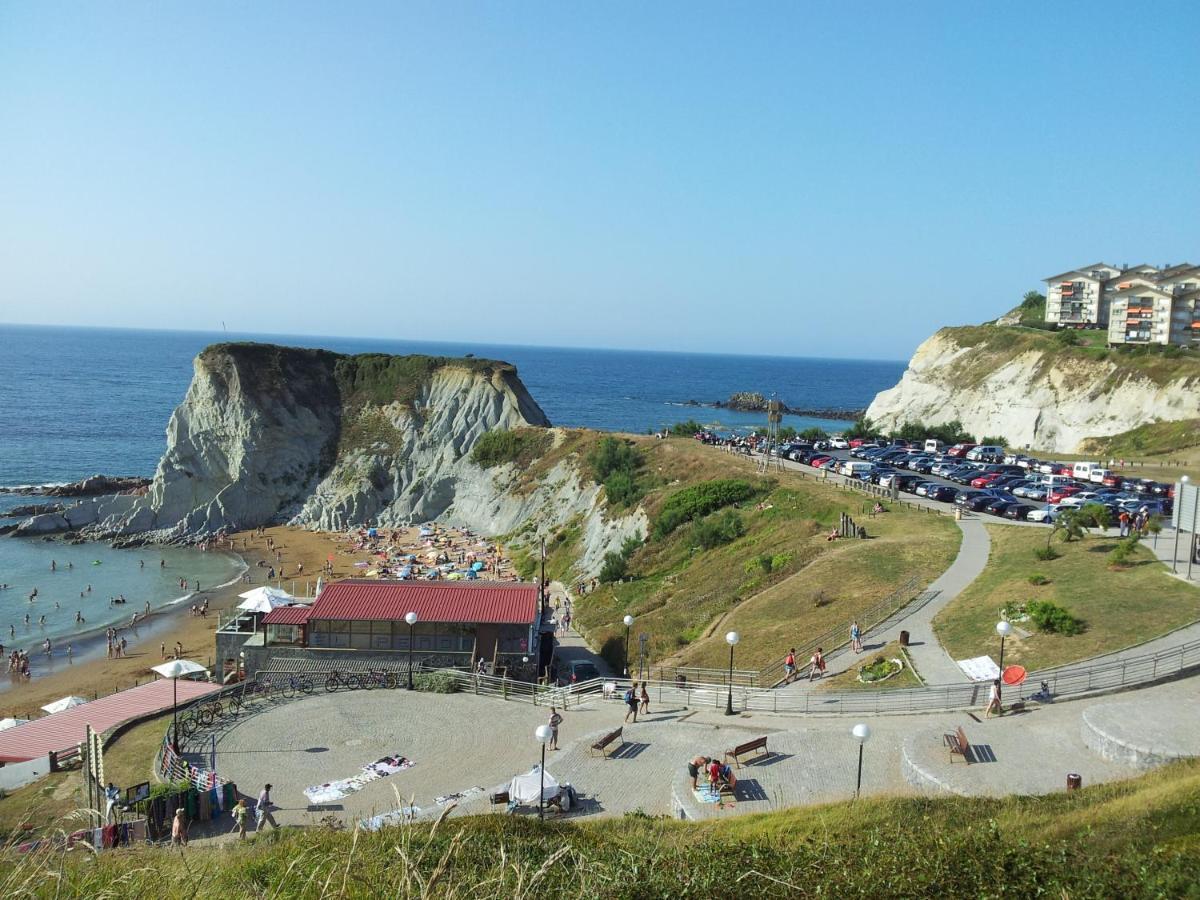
[624,682,639,722]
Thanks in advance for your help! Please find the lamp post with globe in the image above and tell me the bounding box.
[995,619,1013,704]
[622,615,634,676]
[534,724,553,820]
[851,723,872,798]
[405,611,418,690]
[724,631,740,716]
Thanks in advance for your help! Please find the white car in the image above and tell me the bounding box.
[1026,505,1059,523]
[829,437,850,449]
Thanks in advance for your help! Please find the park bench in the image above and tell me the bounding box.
[943,726,971,763]
[724,735,769,768]
[588,726,625,758]
[489,789,510,811]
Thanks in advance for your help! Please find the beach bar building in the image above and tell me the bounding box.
[218,580,550,680]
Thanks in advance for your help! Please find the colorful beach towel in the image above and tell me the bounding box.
[303,755,414,804]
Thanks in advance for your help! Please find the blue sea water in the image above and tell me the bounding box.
[0,323,903,649]
[0,324,904,488]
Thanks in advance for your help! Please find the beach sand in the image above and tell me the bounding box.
[0,527,358,718]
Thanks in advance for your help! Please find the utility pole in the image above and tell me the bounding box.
[540,536,547,616]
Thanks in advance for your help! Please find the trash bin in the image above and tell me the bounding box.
[954,506,962,521]
[1066,773,1082,791]
[899,630,910,647]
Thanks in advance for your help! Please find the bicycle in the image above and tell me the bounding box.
[325,670,362,692]
[280,674,314,698]
[362,669,398,690]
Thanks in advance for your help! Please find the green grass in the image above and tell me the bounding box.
[934,525,1199,671]
[6,760,1200,897]
[470,427,552,468]
[1079,418,1200,460]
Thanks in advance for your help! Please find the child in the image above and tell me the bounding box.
[232,798,249,839]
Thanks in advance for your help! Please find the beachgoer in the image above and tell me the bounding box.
[548,707,563,750]
[639,682,650,715]
[232,798,249,839]
[160,642,166,660]
[623,683,639,723]
[687,755,709,790]
[808,648,826,681]
[783,648,796,683]
[851,621,862,654]
[105,782,120,823]
[171,808,188,845]
[256,784,278,830]
[985,678,1002,718]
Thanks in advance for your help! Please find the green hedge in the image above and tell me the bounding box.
[652,479,758,539]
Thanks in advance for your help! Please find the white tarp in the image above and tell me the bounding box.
[957,656,1000,682]
[0,717,30,732]
[508,764,559,804]
[41,696,88,714]
[237,586,293,612]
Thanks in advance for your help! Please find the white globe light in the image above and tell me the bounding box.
[405,611,418,626]
[1183,475,1191,484]
[534,724,553,744]
[725,631,740,646]
[623,615,635,627]
[996,620,1013,637]
[851,723,872,744]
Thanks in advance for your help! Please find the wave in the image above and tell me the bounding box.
[0,482,71,492]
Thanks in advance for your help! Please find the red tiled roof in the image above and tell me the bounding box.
[309,580,538,625]
[261,605,312,625]
[0,678,220,763]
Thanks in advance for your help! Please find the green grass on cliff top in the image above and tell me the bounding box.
[6,760,1200,898]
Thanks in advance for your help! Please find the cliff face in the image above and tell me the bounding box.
[866,328,1200,453]
[17,343,643,576]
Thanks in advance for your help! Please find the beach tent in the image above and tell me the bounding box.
[508,764,559,805]
[471,561,485,572]
[0,717,30,732]
[367,528,378,538]
[41,696,88,715]
[237,586,293,613]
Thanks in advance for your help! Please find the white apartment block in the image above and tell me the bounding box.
[1043,261,1200,347]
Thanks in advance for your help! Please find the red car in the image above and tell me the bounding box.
[849,439,865,448]
[1102,473,1126,489]
[809,455,832,468]
[1048,485,1082,504]
[946,443,977,458]
[970,473,1002,488]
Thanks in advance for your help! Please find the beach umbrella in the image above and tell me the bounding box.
[152,659,208,752]
[41,696,88,715]
[237,586,292,613]
[0,717,30,731]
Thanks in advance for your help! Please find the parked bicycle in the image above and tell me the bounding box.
[280,674,315,698]
[361,669,398,690]
[325,670,362,692]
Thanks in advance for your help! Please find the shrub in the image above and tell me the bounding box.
[1028,573,1050,586]
[413,673,459,693]
[1033,546,1061,561]
[1108,535,1142,568]
[977,435,1009,448]
[1026,600,1084,636]
[1056,330,1080,346]
[652,479,759,539]
[603,471,641,507]
[588,436,645,508]
[669,419,705,436]
[598,551,627,584]
[691,510,745,549]
[1076,502,1111,532]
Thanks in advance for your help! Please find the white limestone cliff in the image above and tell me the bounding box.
[865,329,1200,453]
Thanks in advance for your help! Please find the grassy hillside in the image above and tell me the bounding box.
[1080,418,1200,459]
[6,760,1200,897]
[934,526,1199,671]
[548,438,959,674]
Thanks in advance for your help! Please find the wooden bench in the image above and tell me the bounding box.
[588,726,625,758]
[943,726,971,764]
[724,735,769,768]
[489,790,510,811]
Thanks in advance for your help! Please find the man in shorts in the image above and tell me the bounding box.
[783,648,797,683]
[687,755,709,790]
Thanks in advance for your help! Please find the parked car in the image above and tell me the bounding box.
[1047,485,1082,504]
[984,498,1016,516]
[927,484,959,502]
[1004,503,1035,520]
[1026,506,1058,523]
[954,490,982,507]
[968,494,1001,512]
[828,437,850,449]
[1101,473,1126,489]
[946,443,977,458]
[970,473,1003,489]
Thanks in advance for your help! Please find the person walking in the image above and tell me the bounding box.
[985,678,1003,718]
[639,681,650,716]
[256,783,279,831]
[171,808,188,846]
[851,621,862,654]
[808,647,826,681]
[232,798,249,839]
[623,682,639,723]
[548,707,563,750]
[783,648,797,683]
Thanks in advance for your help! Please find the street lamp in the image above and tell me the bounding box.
[405,611,418,690]
[995,620,1013,705]
[851,723,872,798]
[724,631,740,716]
[1172,476,1189,573]
[622,615,634,676]
[534,724,553,820]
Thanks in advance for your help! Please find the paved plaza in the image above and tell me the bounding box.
[208,672,1199,828]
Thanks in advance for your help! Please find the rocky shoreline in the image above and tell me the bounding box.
[0,475,150,498]
[681,392,863,421]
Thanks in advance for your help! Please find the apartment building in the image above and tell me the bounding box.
[1044,261,1200,347]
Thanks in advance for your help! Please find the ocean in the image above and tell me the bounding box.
[0,323,904,649]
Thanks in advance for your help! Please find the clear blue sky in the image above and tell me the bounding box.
[2,2,1197,360]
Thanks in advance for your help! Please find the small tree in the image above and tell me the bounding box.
[1048,509,1085,547]
[1075,502,1111,533]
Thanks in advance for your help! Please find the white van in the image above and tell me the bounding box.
[1088,468,1112,484]
[966,445,1004,461]
[923,439,946,454]
[1072,462,1099,481]
[840,460,872,479]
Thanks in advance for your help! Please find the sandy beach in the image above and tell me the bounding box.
[0,527,357,718]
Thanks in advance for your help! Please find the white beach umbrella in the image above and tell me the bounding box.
[152,659,209,752]
[41,696,88,715]
[236,585,292,612]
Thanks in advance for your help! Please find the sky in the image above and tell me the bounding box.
[2,2,1198,360]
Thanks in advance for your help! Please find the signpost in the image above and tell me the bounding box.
[1171,480,1199,577]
